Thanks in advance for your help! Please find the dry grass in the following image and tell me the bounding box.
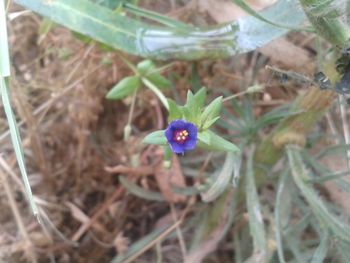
[2,1,347,263]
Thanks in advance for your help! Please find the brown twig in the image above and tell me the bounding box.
[0,167,37,263]
[71,187,125,242]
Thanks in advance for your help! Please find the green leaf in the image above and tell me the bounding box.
[200,96,223,130]
[287,146,350,243]
[106,76,141,100]
[136,59,171,89]
[137,60,154,74]
[245,147,267,259]
[185,90,195,109]
[201,152,236,202]
[143,130,167,145]
[119,176,164,202]
[310,232,329,263]
[145,74,171,90]
[193,87,207,109]
[231,0,303,30]
[197,130,240,153]
[124,3,192,30]
[168,99,182,122]
[275,170,292,263]
[14,0,306,60]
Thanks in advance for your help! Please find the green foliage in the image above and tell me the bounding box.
[137,60,171,89]
[14,0,306,60]
[144,88,239,155]
[287,146,350,243]
[106,59,171,109]
[200,153,238,202]
[197,130,239,153]
[245,148,267,261]
[119,176,164,201]
[200,96,223,130]
[106,76,141,99]
[142,130,167,145]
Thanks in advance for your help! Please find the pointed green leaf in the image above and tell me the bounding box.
[106,76,141,100]
[145,74,171,89]
[310,232,329,263]
[137,59,155,74]
[245,147,267,258]
[201,152,236,202]
[197,130,239,153]
[200,96,223,129]
[137,59,171,89]
[287,146,350,243]
[193,87,207,108]
[168,99,183,121]
[119,176,164,202]
[202,116,220,130]
[143,130,167,145]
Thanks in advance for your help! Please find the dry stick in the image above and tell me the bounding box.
[326,112,341,144]
[71,187,125,242]
[0,65,103,144]
[170,203,187,259]
[122,197,195,263]
[338,95,350,169]
[124,221,183,263]
[0,167,38,263]
[11,76,52,185]
[64,44,96,84]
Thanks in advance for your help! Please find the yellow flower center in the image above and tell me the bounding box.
[174,130,189,144]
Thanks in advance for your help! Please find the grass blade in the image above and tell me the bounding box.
[200,152,236,202]
[1,78,39,217]
[245,147,267,260]
[1,1,38,218]
[275,170,291,263]
[287,145,350,243]
[310,231,329,263]
[0,0,10,76]
[119,176,165,202]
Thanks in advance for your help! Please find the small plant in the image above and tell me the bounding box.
[143,88,239,158]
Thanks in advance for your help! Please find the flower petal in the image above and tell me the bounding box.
[164,126,174,142]
[185,122,198,140]
[169,119,186,130]
[165,119,198,154]
[183,137,197,151]
[169,142,185,154]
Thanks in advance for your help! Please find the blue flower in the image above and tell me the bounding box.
[164,120,198,154]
